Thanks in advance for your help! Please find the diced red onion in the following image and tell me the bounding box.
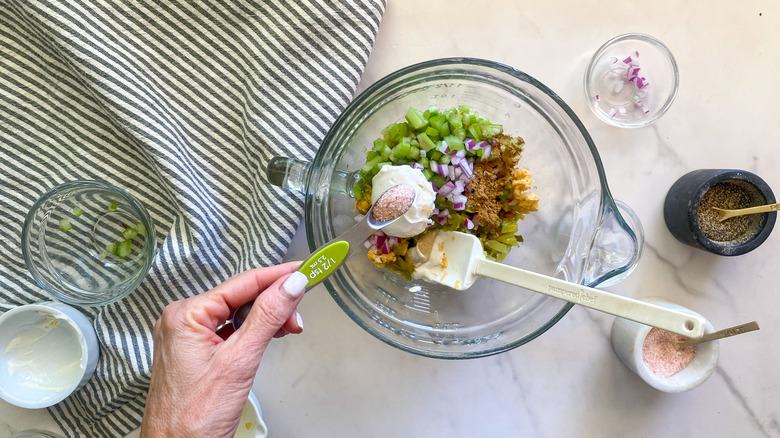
[438,181,456,197]
[451,156,462,166]
[438,164,449,177]
[482,145,492,159]
[430,160,438,172]
[439,208,450,217]
[454,166,463,180]
[452,202,465,210]
[465,218,475,230]
[463,138,476,150]
[420,149,427,158]
[455,149,466,159]
[451,194,467,205]
[412,162,424,170]
[363,240,372,249]
[476,141,488,149]
[458,159,474,179]
[454,180,465,193]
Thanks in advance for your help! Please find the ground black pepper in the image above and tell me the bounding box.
[697,181,762,243]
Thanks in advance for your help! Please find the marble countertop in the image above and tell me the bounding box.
[3,0,779,437]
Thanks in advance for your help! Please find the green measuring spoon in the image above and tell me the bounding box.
[231,184,415,330]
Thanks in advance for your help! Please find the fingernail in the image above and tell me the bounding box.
[281,271,308,298]
[295,312,304,331]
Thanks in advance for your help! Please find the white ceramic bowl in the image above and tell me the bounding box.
[610,297,719,393]
[234,391,268,438]
[0,303,99,408]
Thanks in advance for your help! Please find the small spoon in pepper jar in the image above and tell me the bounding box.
[713,202,780,222]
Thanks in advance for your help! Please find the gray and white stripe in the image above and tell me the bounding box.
[0,0,385,436]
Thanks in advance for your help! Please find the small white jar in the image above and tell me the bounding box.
[0,302,99,408]
[610,297,719,393]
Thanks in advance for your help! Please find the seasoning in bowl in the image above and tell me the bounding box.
[697,181,763,243]
[642,328,696,378]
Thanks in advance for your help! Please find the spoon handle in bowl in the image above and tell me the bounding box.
[474,259,706,338]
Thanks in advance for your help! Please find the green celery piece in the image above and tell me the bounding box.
[366,150,379,161]
[484,240,510,254]
[404,108,429,131]
[123,227,139,240]
[73,207,84,217]
[452,127,466,141]
[59,218,72,232]
[381,145,393,160]
[387,123,409,142]
[107,202,118,212]
[408,147,420,160]
[481,123,503,137]
[429,114,448,133]
[439,154,451,165]
[457,105,471,114]
[430,150,443,162]
[496,233,518,247]
[467,125,482,141]
[418,157,429,168]
[361,155,383,173]
[500,220,519,235]
[135,222,146,235]
[424,127,440,140]
[416,132,437,151]
[351,178,364,200]
[422,169,434,180]
[430,175,447,189]
[515,234,524,243]
[375,161,393,172]
[106,242,117,254]
[447,111,463,129]
[373,138,388,151]
[444,135,463,150]
[390,142,411,161]
[115,239,132,259]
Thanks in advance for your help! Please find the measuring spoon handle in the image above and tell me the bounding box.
[475,259,706,338]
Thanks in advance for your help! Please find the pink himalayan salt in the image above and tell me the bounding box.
[642,328,697,378]
[371,185,415,222]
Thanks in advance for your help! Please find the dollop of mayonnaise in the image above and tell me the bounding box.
[5,312,84,392]
[371,165,435,238]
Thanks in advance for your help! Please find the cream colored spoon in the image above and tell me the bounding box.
[674,321,759,350]
[713,202,780,222]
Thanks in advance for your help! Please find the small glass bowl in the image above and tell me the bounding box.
[21,181,156,306]
[584,33,679,128]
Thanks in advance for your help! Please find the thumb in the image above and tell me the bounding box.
[232,271,308,355]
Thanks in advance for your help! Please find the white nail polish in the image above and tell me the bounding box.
[295,312,304,330]
[281,271,308,298]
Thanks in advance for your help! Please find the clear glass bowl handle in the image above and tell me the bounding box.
[584,199,644,287]
[266,156,311,194]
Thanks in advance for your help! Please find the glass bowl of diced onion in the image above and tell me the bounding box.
[584,33,679,128]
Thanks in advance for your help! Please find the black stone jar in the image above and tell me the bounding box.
[663,169,776,256]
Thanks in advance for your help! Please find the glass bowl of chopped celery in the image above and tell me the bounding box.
[21,181,156,306]
[584,33,679,128]
[270,58,644,358]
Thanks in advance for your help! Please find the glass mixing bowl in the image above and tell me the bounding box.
[269,58,644,358]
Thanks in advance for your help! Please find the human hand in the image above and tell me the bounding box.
[140,262,309,438]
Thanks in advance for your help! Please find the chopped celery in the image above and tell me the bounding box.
[417,132,437,151]
[106,242,117,253]
[484,240,510,254]
[115,239,132,259]
[390,142,411,161]
[439,154,451,165]
[444,135,464,150]
[500,220,519,235]
[422,169,434,180]
[386,123,409,142]
[405,108,429,131]
[496,233,518,247]
[418,157,429,168]
[361,156,383,173]
[73,207,84,217]
[424,127,440,140]
[352,178,365,200]
[430,175,447,189]
[59,218,72,232]
[108,203,118,211]
[430,151,443,162]
[408,147,420,160]
[135,222,147,236]
[123,227,139,240]
[366,151,379,161]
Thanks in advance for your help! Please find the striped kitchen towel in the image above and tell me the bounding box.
[0,0,385,436]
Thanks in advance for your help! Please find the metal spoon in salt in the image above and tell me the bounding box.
[713,202,780,222]
[674,321,760,350]
[231,184,416,330]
